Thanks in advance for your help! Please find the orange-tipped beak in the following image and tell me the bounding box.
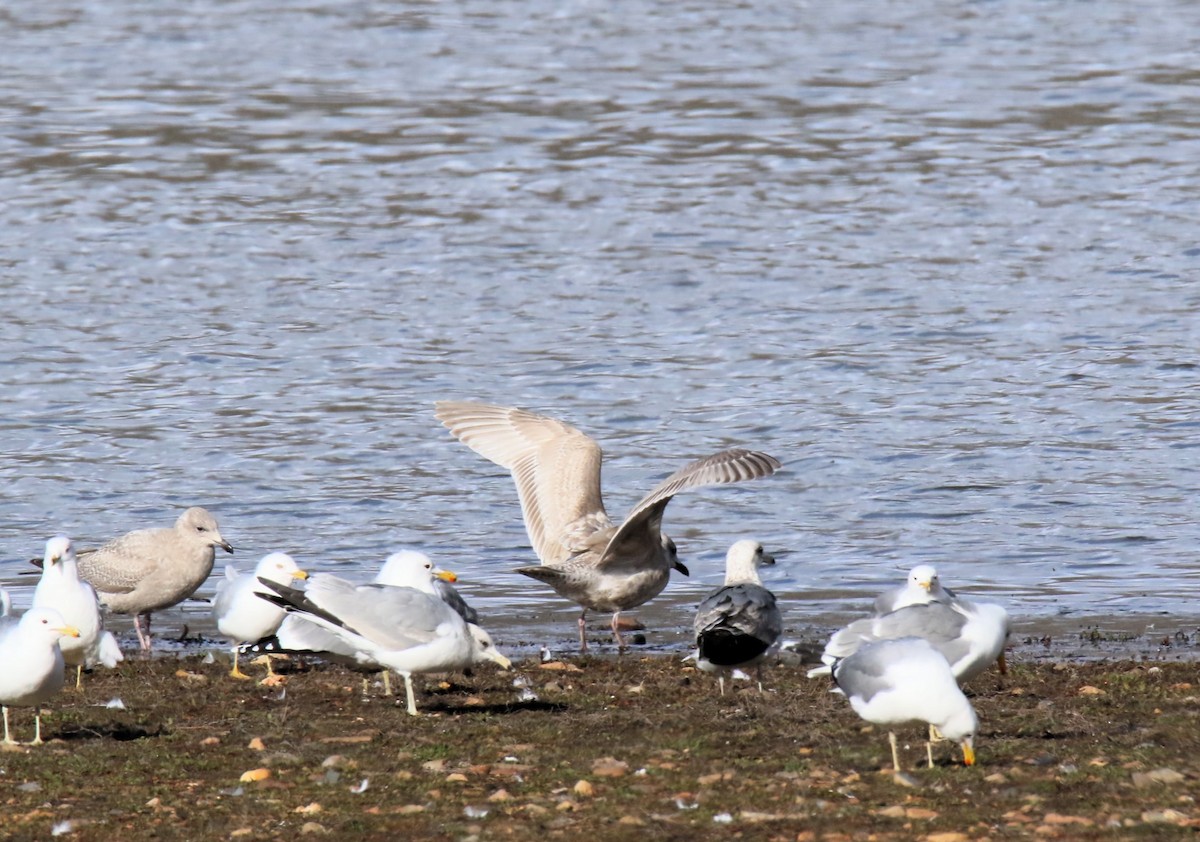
[435,569,458,584]
[59,625,81,639]
[962,741,976,766]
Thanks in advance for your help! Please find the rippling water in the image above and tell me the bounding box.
[2,0,1198,651]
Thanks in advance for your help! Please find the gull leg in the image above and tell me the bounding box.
[30,712,44,746]
[134,613,153,653]
[75,665,84,692]
[2,707,14,746]
[997,651,1008,675]
[927,739,935,768]
[402,673,418,716]
[756,664,765,693]
[718,675,726,696]
[577,611,589,654]
[382,671,393,696]
[229,648,252,680]
[888,731,902,773]
[610,612,626,652]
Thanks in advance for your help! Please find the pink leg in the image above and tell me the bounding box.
[610,612,626,652]
[134,613,153,652]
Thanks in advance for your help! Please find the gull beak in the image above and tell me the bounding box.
[58,625,82,639]
[435,569,458,584]
[219,540,234,554]
[673,560,690,577]
[961,738,976,767]
[918,581,933,592]
[762,553,776,566]
[293,570,309,581]
[487,650,512,670]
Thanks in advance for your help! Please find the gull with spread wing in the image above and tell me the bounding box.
[435,401,781,651]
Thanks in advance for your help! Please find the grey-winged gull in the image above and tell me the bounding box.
[32,536,122,689]
[376,550,478,625]
[693,539,782,695]
[808,596,1010,683]
[872,564,956,616]
[435,401,782,652]
[213,552,307,681]
[0,603,80,745]
[76,507,234,652]
[257,575,512,715]
[832,637,978,772]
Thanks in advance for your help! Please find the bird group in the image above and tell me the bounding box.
[2,401,1009,775]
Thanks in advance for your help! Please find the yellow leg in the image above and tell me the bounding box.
[229,648,252,680]
[888,731,902,773]
[75,664,84,692]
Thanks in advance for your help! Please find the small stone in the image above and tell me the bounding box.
[175,670,207,683]
[1078,685,1106,696]
[556,799,578,812]
[921,833,970,842]
[445,773,469,783]
[592,757,629,778]
[294,803,322,815]
[422,759,447,773]
[1141,809,1188,825]
[1134,768,1186,786]
[199,737,221,747]
[617,815,645,826]
[876,805,906,818]
[239,768,271,783]
[539,661,582,672]
[573,780,595,797]
[487,789,512,802]
[1042,813,1093,826]
[248,737,266,751]
[396,805,426,814]
[697,772,733,786]
[984,772,1007,784]
[892,771,921,788]
[299,822,328,835]
[906,807,938,820]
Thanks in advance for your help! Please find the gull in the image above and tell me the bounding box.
[31,536,123,689]
[376,550,478,624]
[256,575,512,715]
[213,553,308,681]
[693,540,782,695]
[832,637,978,772]
[77,507,234,652]
[248,553,466,696]
[807,597,1011,682]
[872,564,955,616]
[0,604,81,745]
[435,401,781,651]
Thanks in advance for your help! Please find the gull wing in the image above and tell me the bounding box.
[436,401,611,564]
[598,449,781,570]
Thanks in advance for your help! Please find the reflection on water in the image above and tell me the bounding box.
[1,0,1198,651]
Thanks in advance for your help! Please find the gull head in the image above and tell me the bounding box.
[468,624,512,670]
[22,606,81,641]
[908,564,940,593]
[42,535,75,567]
[724,539,775,585]
[179,507,234,554]
[255,552,307,585]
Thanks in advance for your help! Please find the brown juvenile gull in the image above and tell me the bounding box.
[77,507,233,652]
[435,400,782,652]
[693,539,782,695]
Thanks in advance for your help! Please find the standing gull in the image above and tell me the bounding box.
[0,604,81,745]
[257,575,512,716]
[213,552,308,681]
[376,550,478,624]
[693,540,782,695]
[832,637,978,772]
[77,507,234,652]
[808,597,1010,682]
[872,564,955,616]
[435,401,781,651]
[32,536,123,689]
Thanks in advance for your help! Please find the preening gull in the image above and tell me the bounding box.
[832,637,978,772]
[77,507,234,651]
[808,597,1010,683]
[872,564,955,616]
[257,575,512,715]
[32,536,123,689]
[213,552,307,680]
[435,400,781,651]
[0,604,80,745]
[693,540,782,694]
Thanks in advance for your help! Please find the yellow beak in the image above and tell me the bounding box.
[962,741,976,766]
[435,569,458,584]
[293,569,309,581]
[918,581,933,591]
[58,625,81,639]
[487,650,512,670]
